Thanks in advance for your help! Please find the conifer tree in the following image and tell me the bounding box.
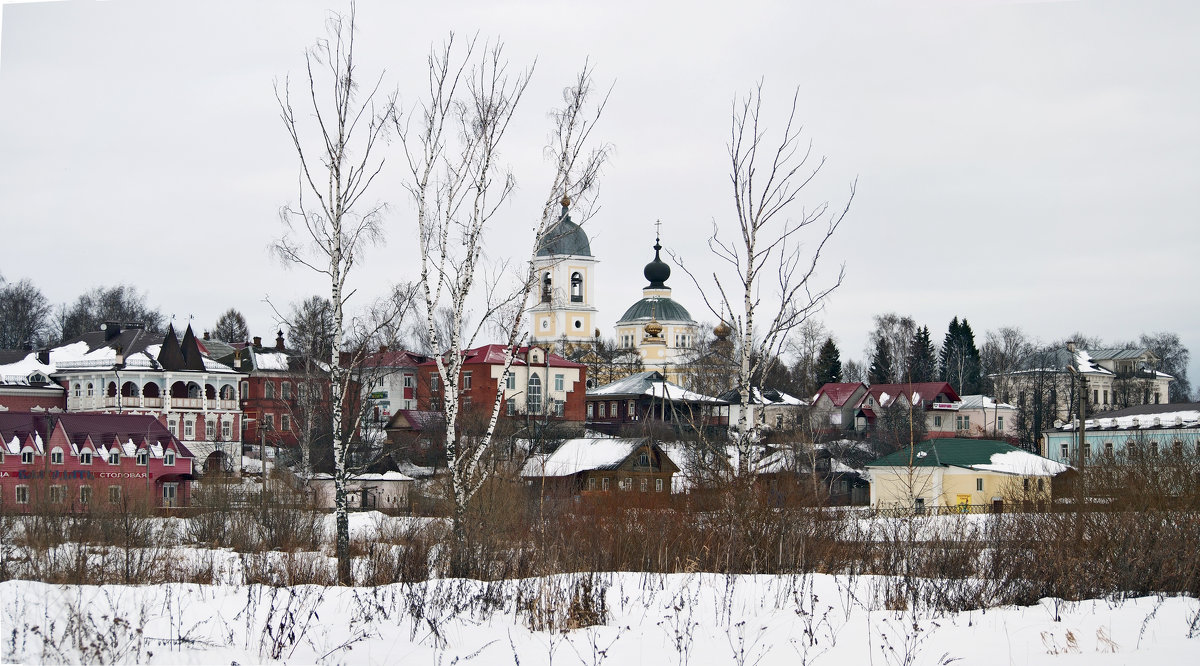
[868,337,892,385]
[814,337,843,387]
[940,317,982,394]
[908,325,937,383]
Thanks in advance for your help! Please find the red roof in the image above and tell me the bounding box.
[419,344,585,369]
[863,382,960,409]
[814,382,867,407]
[0,412,192,458]
[360,349,429,369]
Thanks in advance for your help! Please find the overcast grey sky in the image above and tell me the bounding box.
[2,0,1198,387]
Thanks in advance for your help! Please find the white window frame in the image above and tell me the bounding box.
[50,448,64,465]
[222,420,232,441]
[656,478,663,493]
[22,450,34,465]
[281,414,291,431]
[80,450,93,465]
[184,418,194,439]
[165,450,176,466]
[49,485,66,504]
[554,374,564,392]
[80,486,92,504]
[108,486,122,504]
[136,450,148,466]
[108,451,120,465]
[16,485,30,504]
[463,371,472,390]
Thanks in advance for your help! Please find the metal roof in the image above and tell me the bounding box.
[537,217,592,257]
[616,296,694,324]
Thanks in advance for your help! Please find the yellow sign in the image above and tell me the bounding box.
[956,494,971,512]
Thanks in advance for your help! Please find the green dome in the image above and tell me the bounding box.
[537,218,591,257]
[617,296,694,324]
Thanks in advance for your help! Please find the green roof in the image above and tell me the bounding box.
[866,438,1022,468]
[537,217,591,257]
[617,296,694,324]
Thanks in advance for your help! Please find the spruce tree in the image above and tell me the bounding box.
[868,337,892,385]
[940,317,982,394]
[908,325,937,383]
[814,337,843,387]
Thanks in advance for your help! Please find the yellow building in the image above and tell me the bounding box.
[864,438,1066,512]
[530,196,599,348]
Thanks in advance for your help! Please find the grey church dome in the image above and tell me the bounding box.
[617,296,694,324]
[537,195,591,257]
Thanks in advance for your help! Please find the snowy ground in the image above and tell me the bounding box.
[3,572,1197,664]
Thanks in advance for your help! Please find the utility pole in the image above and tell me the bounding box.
[1066,341,1087,545]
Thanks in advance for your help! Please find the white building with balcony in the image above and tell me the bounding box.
[4,322,246,475]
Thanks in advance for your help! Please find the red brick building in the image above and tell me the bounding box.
[417,345,587,426]
[0,350,66,412]
[0,412,195,509]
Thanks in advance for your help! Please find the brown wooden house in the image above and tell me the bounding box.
[520,437,679,499]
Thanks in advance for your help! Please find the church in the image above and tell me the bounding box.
[530,196,701,385]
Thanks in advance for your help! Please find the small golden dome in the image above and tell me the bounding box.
[713,321,732,340]
[561,194,571,208]
[644,320,663,337]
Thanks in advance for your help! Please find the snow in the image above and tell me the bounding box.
[254,351,291,371]
[521,438,641,477]
[1058,410,1200,431]
[2,573,1197,664]
[958,394,1017,410]
[973,450,1068,476]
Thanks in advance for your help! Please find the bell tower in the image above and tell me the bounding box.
[530,195,598,349]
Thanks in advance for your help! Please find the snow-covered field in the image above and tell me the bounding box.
[3,572,1197,664]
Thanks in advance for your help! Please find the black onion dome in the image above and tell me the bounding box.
[537,196,592,257]
[643,238,670,287]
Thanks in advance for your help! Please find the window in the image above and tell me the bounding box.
[1060,443,1069,459]
[80,486,92,504]
[627,401,635,418]
[586,403,594,418]
[281,414,291,431]
[240,380,249,399]
[80,450,93,465]
[1149,441,1158,457]
[1093,389,1099,405]
[598,402,606,418]
[934,416,942,428]
[1023,478,1030,492]
[505,372,515,390]
[956,415,970,431]
[165,450,176,466]
[996,416,1004,432]
[49,485,66,504]
[265,381,276,399]
[1155,392,1161,404]
[554,374,564,392]
[163,483,178,507]
[527,373,543,415]
[16,486,29,504]
[640,478,648,492]
[222,420,232,441]
[914,498,925,514]
[136,450,148,466]
[975,478,983,492]
[553,400,564,417]
[1037,478,1045,492]
[1105,441,1114,456]
[74,383,81,398]
[588,477,596,490]
[109,486,122,503]
[541,272,552,303]
[602,477,610,491]
[463,372,472,390]
[22,450,34,465]
[282,382,292,399]
[184,419,194,439]
[506,398,516,416]
[168,417,178,436]
[639,451,650,467]
[1103,390,1109,405]
[87,383,94,397]
[50,448,64,465]
[264,413,275,430]
[656,478,663,492]
[609,401,616,416]
[1175,440,1185,457]
[109,451,120,465]
[431,375,440,393]
[620,478,631,491]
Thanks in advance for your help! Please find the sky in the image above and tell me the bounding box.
[1,0,1198,388]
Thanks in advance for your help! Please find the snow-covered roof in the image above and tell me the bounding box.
[1057,409,1200,431]
[589,371,726,404]
[957,395,1016,411]
[520,437,647,478]
[309,471,414,482]
[971,450,1068,476]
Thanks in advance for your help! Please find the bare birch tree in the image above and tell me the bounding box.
[679,83,854,473]
[273,7,393,584]
[396,37,608,565]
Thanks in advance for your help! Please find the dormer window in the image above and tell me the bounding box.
[136,450,148,466]
[22,450,34,465]
[165,450,176,466]
[80,450,93,465]
[109,451,120,465]
[50,448,64,465]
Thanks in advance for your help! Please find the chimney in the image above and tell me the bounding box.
[276,330,285,350]
[101,322,122,341]
[203,331,210,340]
[37,349,50,365]
[233,350,242,369]
[253,336,262,348]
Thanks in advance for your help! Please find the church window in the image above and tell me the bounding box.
[541,272,552,303]
[570,272,583,302]
[528,373,543,415]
